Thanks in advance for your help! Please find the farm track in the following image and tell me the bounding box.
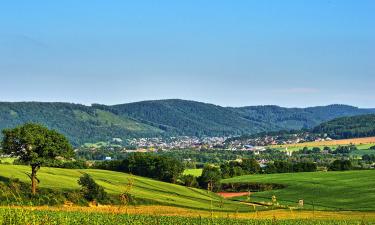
[217,192,249,198]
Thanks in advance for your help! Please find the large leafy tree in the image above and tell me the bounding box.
[1,123,74,195]
[198,165,222,192]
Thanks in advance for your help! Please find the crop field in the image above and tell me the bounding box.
[222,170,375,211]
[1,207,375,225]
[270,136,375,152]
[0,164,249,212]
[183,169,203,177]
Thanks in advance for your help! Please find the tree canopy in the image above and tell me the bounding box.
[1,123,74,194]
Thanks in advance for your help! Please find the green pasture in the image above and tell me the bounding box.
[0,164,247,212]
[222,170,375,211]
[183,169,203,177]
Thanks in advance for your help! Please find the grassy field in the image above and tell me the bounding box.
[222,170,375,211]
[0,164,249,212]
[270,136,375,153]
[183,169,203,177]
[0,157,16,164]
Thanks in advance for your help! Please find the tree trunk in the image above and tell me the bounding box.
[31,165,39,195]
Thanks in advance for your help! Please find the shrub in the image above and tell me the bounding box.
[181,175,198,187]
[329,160,352,171]
[78,174,108,203]
[198,165,222,191]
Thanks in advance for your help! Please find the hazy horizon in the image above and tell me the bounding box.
[1,1,374,107]
[1,98,374,109]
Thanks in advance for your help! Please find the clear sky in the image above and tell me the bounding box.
[0,0,374,107]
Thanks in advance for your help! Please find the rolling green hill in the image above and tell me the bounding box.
[0,100,374,145]
[222,170,375,211]
[0,164,247,211]
[312,114,375,139]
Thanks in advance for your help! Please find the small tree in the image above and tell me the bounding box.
[78,173,107,202]
[181,174,198,187]
[1,123,74,195]
[119,175,135,207]
[198,165,222,192]
[241,158,261,174]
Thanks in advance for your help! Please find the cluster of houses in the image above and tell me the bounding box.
[230,145,267,155]
[126,136,227,150]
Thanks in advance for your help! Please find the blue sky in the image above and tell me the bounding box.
[0,0,374,107]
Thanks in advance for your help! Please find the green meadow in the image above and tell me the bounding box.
[183,169,203,177]
[222,170,375,211]
[0,164,247,212]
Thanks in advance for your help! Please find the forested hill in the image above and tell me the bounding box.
[0,100,374,145]
[0,102,163,146]
[312,114,375,139]
[234,104,375,130]
[103,100,269,137]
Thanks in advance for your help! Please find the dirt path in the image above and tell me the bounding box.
[217,192,249,198]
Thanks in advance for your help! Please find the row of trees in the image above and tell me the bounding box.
[329,160,352,171]
[95,153,184,183]
[265,161,317,173]
[184,159,318,191]
[297,145,359,155]
[220,159,261,178]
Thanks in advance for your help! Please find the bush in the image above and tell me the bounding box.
[329,160,352,171]
[78,174,108,203]
[119,192,136,206]
[60,160,89,169]
[0,177,85,206]
[181,175,198,187]
[334,145,357,154]
[198,165,222,191]
[221,182,286,192]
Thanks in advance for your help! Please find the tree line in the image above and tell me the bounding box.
[95,153,184,183]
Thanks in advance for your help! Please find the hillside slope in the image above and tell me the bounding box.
[108,100,374,137]
[312,114,375,139]
[234,104,374,130]
[0,164,247,211]
[106,99,269,136]
[0,102,163,146]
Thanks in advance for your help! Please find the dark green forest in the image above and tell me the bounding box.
[312,114,375,139]
[0,100,374,145]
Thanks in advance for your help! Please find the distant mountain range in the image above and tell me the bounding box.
[0,99,374,146]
